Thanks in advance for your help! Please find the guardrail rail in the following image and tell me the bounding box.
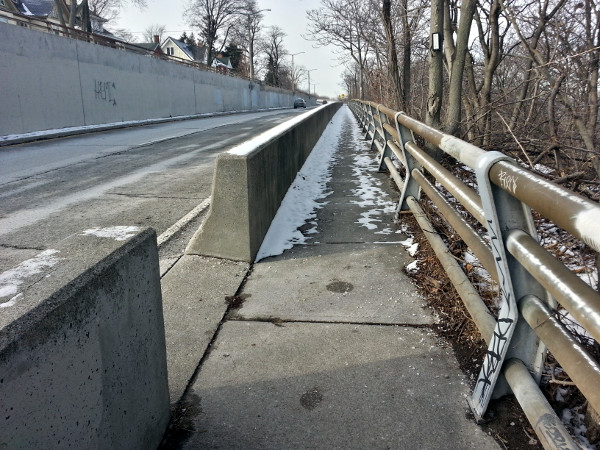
[349,99,600,450]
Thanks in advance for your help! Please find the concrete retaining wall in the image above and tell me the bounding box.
[186,102,342,262]
[0,228,169,449]
[0,22,302,136]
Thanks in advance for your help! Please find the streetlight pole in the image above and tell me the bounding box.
[306,68,317,100]
[288,51,305,95]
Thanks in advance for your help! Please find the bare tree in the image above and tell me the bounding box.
[143,24,166,43]
[231,0,267,80]
[88,0,147,22]
[261,26,287,86]
[187,0,242,67]
[110,28,135,41]
[307,0,374,99]
[460,0,510,147]
[502,0,599,177]
[53,0,147,29]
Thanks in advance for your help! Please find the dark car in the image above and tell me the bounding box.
[294,98,306,109]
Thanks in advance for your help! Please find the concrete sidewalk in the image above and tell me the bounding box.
[159,107,499,448]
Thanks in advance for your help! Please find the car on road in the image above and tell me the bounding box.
[294,98,306,109]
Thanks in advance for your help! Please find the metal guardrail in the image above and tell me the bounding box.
[349,100,600,450]
[0,9,298,95]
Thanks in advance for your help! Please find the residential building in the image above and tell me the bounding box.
[161,37,208,65]
[136,35,164,56]
[0,0,112,37]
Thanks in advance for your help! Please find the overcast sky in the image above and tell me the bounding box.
[114,0,345,98]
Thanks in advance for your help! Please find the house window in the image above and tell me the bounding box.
[166,47,174,56]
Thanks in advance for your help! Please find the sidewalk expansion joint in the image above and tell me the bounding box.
[227,316,433,329]
[159,255,183,279]
[169,264,255,407]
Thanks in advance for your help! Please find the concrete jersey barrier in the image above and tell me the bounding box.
[186,102,342,262]
[0,227,169,449]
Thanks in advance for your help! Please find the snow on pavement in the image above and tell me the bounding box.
[0,250,61,308]
[255,105,405,262]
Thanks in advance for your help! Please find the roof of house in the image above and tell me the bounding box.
[12,0,108,25]
[163,37,207,63]
[213,55,232,69]
[137,42,162,52]
[13,0,54,16]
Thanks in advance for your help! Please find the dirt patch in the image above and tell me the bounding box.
[225,293,251,309]
[326,279,354,293]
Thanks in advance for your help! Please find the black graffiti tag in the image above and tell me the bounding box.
[472,219,517,412]
[94,80,117,106]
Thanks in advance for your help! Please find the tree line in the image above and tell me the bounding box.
[306,0,599,196]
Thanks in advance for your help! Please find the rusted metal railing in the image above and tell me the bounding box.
[349,99,600,450]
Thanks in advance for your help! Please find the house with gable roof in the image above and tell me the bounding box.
[161,36,208,65]
[212,54,233,73]
[160,36,234,73]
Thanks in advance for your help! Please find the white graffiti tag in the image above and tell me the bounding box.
[498,170,518,194]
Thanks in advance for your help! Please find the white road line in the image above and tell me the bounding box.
[157,198,211,248]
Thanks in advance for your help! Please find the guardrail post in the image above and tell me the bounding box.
[356,102,368,131]
[377,106,394,172]
[469,151,548,421]
[365,103,377,144]
[395,112,422,212]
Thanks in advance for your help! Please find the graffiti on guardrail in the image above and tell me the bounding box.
[536,413,575,449]
[497,170,518,194]
[470,218,516,417]
[94,80,117,106]
[471,154,521,420]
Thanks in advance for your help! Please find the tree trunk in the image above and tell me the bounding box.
[382,0,404,110]
[444,0,477,136]
[69,0,77,28]
[53,0,67,27]
[400,0,411,109]
[426,0,444,144]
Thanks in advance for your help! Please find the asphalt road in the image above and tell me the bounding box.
[0,108,305,272]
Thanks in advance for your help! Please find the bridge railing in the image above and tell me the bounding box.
[349,99,600,450]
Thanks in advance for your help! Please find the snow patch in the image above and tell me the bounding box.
[534,163,554,175]
[349,128,396,232]
[0,250,61,307]
[82,226,141,241]
[573,208,600,251]
[407,243,419,257]
[228,106,326,156]
[406,260,420,273]
[255,107,344,261]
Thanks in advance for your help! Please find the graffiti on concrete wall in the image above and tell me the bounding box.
[94,80,117,106]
